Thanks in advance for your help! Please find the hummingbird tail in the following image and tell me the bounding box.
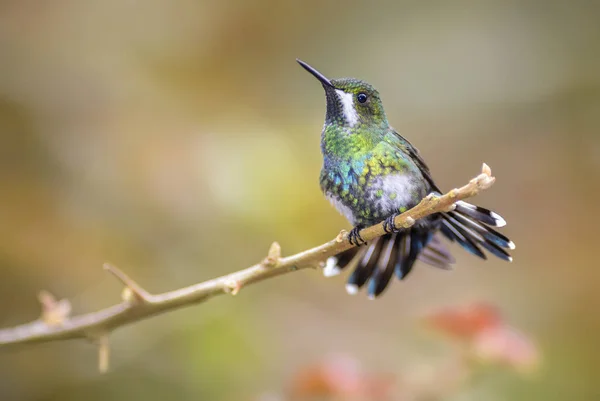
[322,201,514,299]
[439,200,515,262]
[323,231,454,299]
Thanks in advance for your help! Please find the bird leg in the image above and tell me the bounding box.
[348,226,366,246]
[383,212,402,234]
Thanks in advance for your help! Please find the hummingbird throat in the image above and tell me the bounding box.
[335,89,359,127]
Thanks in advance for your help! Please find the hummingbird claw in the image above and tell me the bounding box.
[383,213,401,234]
[348,226,366,246]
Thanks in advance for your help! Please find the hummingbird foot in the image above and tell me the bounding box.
[383,213,402,234]
[348,226,366,246]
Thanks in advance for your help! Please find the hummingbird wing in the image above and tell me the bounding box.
[388,128,441,193]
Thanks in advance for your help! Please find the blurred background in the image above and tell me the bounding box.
[0,0,599,400]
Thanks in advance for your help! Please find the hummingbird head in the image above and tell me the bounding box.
[297,59,388,129]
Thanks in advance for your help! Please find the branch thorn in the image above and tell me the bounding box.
[97,334,110,373]
[263,242,281,268]
[103,263,151,303]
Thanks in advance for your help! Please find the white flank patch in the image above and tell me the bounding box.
[323,257,342,277]
[335,89,359,127]
[346,284,359,295]
[371,174,416,214]
[326,194,356,226]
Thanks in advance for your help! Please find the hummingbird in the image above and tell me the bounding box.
[297,59,515,299]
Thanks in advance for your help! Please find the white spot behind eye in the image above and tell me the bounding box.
[335,89,359,127]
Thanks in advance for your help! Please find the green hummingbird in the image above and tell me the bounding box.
[297,59,515,299]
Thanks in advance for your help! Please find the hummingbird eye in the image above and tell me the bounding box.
[357,93,368,103]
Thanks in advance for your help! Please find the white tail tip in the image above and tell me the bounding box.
[323,257,342,277]
[345,284,359,295]
[490,211,507,227]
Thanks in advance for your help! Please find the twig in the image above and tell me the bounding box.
[0,164,497,370]
[97,334,110,373]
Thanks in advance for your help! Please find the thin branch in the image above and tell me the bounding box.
[0,164,497,365]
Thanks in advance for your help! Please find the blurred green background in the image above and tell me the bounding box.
[1,0,599,400]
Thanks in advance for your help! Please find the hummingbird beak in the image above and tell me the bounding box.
[296,59,334,88]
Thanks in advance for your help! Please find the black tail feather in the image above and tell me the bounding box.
[449,211,514,250]
[455,201,506,227]
[346,237,384,293]
[395,231,429,280]
[393,234,411,279]
[441,220,487,259]
[441,205,514,262]
[367,233,399,298]
[427,234,456,261]
[418,250,452,269]
[478,239,513,261]
[419,236,455,269]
